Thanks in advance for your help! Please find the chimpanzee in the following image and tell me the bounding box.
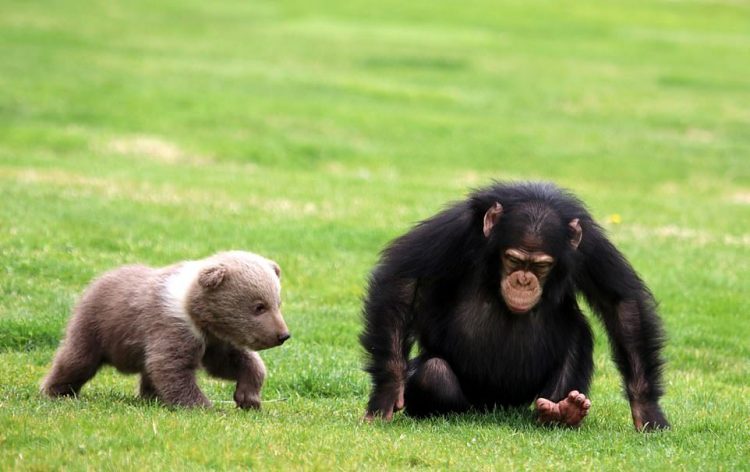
[360,181,669,431]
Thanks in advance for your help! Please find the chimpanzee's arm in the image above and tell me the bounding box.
[360,270,416,420]
[360,203,479,420]
[576,221,670,431]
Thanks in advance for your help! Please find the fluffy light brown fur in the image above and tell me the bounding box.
[41,251,290,409]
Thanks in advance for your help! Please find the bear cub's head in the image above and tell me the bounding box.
[188,251,290,351]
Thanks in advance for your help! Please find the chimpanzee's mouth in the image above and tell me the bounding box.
[501,289,540,314]
[505,301,533,314]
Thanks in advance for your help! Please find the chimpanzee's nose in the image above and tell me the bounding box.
[278,333,291,344]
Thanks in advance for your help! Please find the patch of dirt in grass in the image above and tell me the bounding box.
[626,224,750,247]
[105,135,212,165]
[729,192,750,205]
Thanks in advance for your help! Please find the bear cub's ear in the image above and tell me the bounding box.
[269,261,281,279]
[199,264,227,289]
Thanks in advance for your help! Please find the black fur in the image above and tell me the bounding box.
[360,181,669,430]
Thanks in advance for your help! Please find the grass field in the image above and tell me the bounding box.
[1,0,749,469]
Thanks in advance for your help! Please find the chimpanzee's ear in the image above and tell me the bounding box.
[199,264,227,289]
[483,202,503,238]
[269,260,281,279]
[569,219,583,250]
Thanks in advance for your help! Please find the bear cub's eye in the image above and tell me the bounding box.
[253,303,267,315]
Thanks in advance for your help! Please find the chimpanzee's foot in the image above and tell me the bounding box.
[536,390,591,427]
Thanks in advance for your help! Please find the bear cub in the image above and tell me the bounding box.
[42,251,290,409]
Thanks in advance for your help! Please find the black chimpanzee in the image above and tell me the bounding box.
[360,181,669,431]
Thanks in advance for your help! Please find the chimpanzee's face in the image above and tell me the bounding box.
[499,248,555,314]
[482,201,581,314]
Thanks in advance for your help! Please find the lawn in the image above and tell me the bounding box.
[1,0,749,469]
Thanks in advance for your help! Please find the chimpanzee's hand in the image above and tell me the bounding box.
[631,400,670,431]
[364,383,405,421]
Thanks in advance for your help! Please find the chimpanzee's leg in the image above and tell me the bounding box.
[536,310,594,427]
[403,356,471,418]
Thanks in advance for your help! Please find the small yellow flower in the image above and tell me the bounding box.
[607,213,622,225]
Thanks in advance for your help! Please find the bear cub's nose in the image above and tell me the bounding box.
[278,333,291,344]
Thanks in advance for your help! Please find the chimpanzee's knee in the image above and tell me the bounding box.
[404,357,470,417]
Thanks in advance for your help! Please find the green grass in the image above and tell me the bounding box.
[1,0,749,469]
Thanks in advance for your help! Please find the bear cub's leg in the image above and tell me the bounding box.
[202,343,266,409]
[41,319,103,397]
[145,344,212,408]
[139,373,158,400]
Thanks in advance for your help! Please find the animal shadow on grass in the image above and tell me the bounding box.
[39,386,242,413]
[387,406,543,430]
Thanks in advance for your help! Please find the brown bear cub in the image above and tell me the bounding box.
[41,251,290,409]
